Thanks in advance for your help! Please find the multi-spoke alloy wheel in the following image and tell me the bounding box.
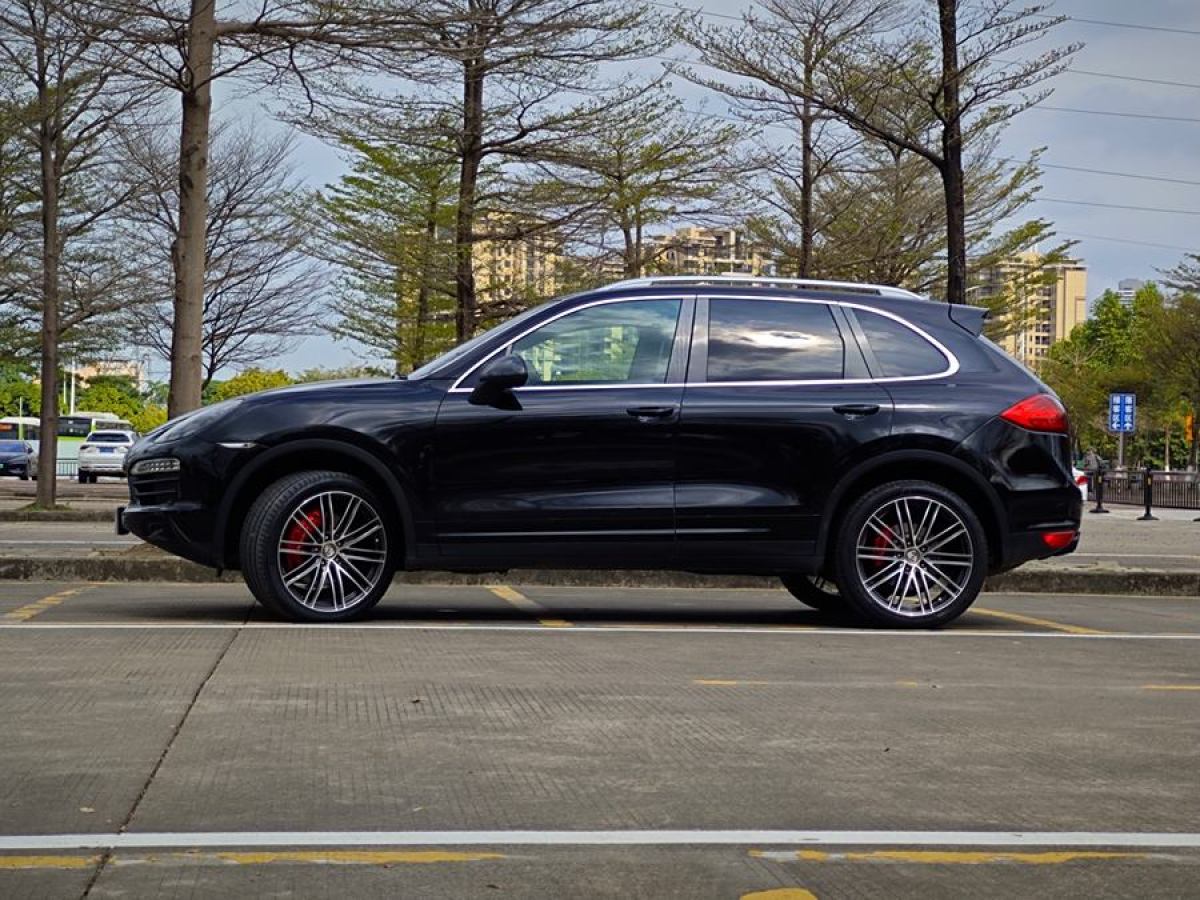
[835,480,987,628]
[277,490,388,613]
[241,471,395,622]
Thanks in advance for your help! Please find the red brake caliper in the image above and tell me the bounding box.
[283,507,322,571]
[871,526,896,572]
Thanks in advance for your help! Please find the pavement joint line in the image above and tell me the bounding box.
[2,622,1200,639]
[8,831,1200,850]
[750,849,1156,865]
[694,679,775,686]
[3,585,90,621]
[80,626,240,897]
[487,585,573,628]
[970,607,1108,635]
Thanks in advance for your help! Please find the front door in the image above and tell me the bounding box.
[675,296,894,571]
[434,296,691,567]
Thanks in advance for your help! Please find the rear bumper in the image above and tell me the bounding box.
[79,458,128,474]
[996,521,1080,573]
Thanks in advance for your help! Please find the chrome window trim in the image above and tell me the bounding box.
[447,292,958,394]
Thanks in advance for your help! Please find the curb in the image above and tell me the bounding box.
[0,509,116,523]
[0,557,1197,596]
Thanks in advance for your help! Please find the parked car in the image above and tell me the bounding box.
[77,430,137,483]
[122,276,1082,627]
[0,440,36,480]
[1072,467,1089,504]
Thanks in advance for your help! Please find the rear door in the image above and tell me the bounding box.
[675,295,894,571]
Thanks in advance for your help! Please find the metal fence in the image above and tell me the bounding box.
[1098,471,1200,510]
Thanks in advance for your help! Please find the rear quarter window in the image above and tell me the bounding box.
[856,311,950,378]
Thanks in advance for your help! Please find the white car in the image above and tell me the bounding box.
[77,430,137,483]
[1072,467,1089,504]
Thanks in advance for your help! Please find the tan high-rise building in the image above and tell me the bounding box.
[473,221,563,303]
[977,252,1087,368]
[645,226,775,277]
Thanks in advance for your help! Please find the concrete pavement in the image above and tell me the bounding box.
[2,583,1200,897]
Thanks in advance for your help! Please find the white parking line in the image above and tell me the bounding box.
[2,830,1200,851]
[0,622,1198,639]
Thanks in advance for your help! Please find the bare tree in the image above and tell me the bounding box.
[118,123,324,389]
[682,0,1077,304]
[83,0,434,416]
[304,0,661,342]
[0,0,147,505]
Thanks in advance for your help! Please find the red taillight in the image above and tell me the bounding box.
[1000,394,1069,434]
[1041,530,1077,551]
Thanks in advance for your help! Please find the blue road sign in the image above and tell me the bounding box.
[1108,392,1136,433]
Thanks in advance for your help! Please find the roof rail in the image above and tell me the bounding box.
[595,274,925,301]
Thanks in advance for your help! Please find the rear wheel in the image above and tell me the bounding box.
[240,470,395,622]
[833,480,987,629]
[780,574,842,611]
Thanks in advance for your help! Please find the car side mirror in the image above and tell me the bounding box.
[470,354,528,405]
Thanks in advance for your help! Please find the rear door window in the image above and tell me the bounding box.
[706,298,845,382]
[856,311,949,377]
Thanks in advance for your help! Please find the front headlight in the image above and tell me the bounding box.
[130,457,181,476]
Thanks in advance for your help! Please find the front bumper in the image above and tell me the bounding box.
[122,502,218,568]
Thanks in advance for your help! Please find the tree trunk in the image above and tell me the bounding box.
[937,0,967,305]
[799,37,815,278]
[455,60,484,342]
[414,199,438,367]
[167,0,216,417]
[1190,405,1199,471]
[35,115,59,506]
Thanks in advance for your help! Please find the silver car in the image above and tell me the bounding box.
[77,430,137,483]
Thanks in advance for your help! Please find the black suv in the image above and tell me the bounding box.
[123,277,1080,627]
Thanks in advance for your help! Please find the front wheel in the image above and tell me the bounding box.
[780,574,842,611]
[833,480,987,629]
[240,470,395,622]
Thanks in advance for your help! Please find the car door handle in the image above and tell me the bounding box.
[626,405,678,421]
[833,403,881,418]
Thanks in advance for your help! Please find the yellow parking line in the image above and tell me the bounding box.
[971,607,1106,635]
[752,849,1145,865]
[0,850,501,870]
[1142,684,1200,692]
[0,854,100,870]
[4,586,90,622]
[741,890,818,900]
[487,585,572,628]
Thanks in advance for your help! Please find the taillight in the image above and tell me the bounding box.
[1041,530,1077,551]
[1000,394,1069,434]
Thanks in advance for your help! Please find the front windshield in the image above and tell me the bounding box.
[407,300,557,380]
[0,440,25,453]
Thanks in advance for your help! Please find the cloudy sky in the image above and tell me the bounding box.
[235,0,1200,376]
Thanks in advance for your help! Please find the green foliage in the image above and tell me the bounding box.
[0,373,39,417]
[310,136,458,375]
[209,368,294,402]
[1040,282,1198,468]
[294,365,389,383]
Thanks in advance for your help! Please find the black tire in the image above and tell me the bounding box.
[833,480,987,629]
[240,470,395,623]
[780,574,842,611]
[77,472,87,484]
[18,473,28,481]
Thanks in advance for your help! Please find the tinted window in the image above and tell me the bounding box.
[511,299,681,385]
[0,441,25,453]
[707,299,844,382]
[857,312,948,377]
[86,432,132,443]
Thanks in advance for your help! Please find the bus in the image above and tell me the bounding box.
[0,417,41,443]
[57,412,134,464]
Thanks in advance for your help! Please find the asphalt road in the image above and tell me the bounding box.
[2,582,1200,898]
